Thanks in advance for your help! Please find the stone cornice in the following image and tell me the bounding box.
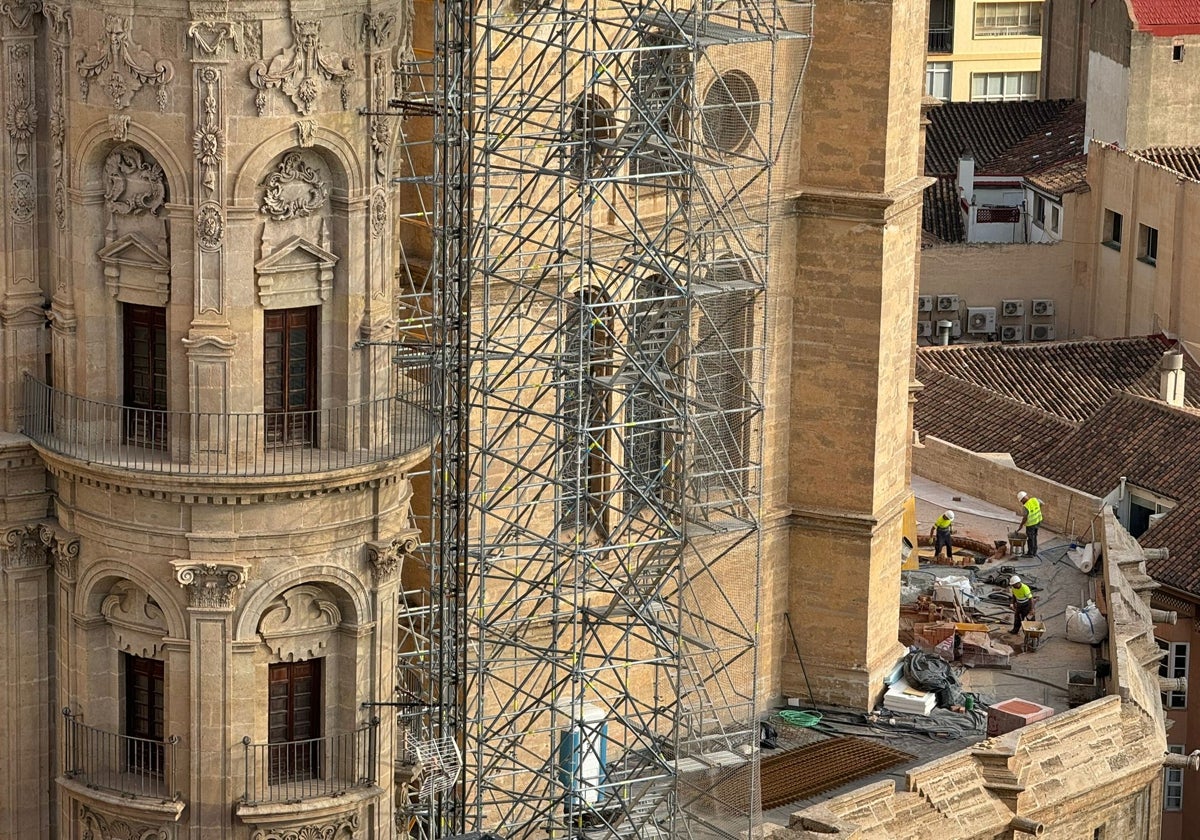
[788,175,934,223]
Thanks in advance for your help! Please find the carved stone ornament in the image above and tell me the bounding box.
[249,19,356,116]
[1,0,42,30]
[371,189,387,238]
[42,1,71,38]
[80,804,170,840]
[260,151,328,220]
[108,114,130,142]
[6,43,35,169]
[195,67,223,194]
[366,529,420,583]
[10,171,34,222]
[360,12,395,48]
[39,521,80,580]
[197,203,224,251]
[258,585,342,661]
[77,16,175,111]
[104,145,166,216]
[295,118,317,148]
[173,562,248,609]
[250,812,358,840]
[102,580,168,657]
[3,524,45,570]
[188,20,243,57]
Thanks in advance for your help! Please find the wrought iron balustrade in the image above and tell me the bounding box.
[241,719,380,805]
[61,709,180,802]
[21,367,434,478]
[928,27,953,53]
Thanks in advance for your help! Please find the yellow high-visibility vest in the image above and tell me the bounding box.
[934,515,953,531]
[1024,497,1043,527]
[1011,583,1033,603]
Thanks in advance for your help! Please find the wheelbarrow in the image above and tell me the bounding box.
[1007,530,1027,555]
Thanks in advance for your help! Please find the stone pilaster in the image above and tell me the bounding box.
[784,0,927,709]
[1,524,51,839]
[173,559,248,837]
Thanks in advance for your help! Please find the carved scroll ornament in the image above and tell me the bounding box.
[77,16,175,111]
[249,19,355,116]
[260,151,329,220]
[104,145,166,216]
[173,562,248,609]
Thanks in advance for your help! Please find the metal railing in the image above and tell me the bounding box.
[928,27,953,53]
[61,709,181,802]
[241,719,380,805]
[21,366,434,478]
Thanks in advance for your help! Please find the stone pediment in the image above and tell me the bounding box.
[98,232,171,306]
[255,235,337,308]
[258,584,342,662]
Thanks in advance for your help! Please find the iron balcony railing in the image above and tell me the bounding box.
[928,27,953,53]
[21,366,434,478]
[241,719,380,805]
[61,709,181,802]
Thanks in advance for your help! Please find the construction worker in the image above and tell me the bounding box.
[930,510,955,562]
[1009,575,1035,634]
[1017,491,1043,557]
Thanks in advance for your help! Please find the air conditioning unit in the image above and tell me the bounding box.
[917,295,934,313]
[966,306,997,334]
[1001,299,1024,317]
[936,294,959,312]
[1032,299,1055,316]
[1031,324,1056,341]
[916,321,932,338]
[1000,325,1023,342]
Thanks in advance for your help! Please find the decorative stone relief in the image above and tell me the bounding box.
[1,0,42,30]
[108,114,130,142]
[365,529,420,583]
[393,0,416,95]
[249,19,355,116]
[193,67,224,194]
[187,20,242,57]
[258,585,342,661]
[42,1,70,35]
[46,7,71,233]
[173,562,248,609]
[38,522,80,580]
[104,145,166,216]
[255,231,337,308]
[295,118,317,148]
[368,55,391,184]
[260,151,328,220]
[197,203,224,251]
[77,16,175,111]
[80,805,170,840]
[101,581,168,657]
[250,812,358,840]
[10,171,34,221]
[98,231,170,306]
[7,42,36,224]
[361,12,395,48]
[371,188,386,238]
[2,524,44,569]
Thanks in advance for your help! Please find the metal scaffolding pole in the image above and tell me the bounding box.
[385,0,813,835]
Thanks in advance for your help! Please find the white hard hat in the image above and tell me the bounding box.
[944,510,954,521]
[1010,575,1022,586]
[1017,491,1028,501]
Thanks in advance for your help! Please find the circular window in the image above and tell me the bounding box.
[702,72,760,155]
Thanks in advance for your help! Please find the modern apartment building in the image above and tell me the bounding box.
[926,0,1044,102]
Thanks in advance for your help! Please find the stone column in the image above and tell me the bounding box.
[45,2,78,397]
[173,560,248,840]
[366,529,419,840]
[784,0,926,709]
[1,525,52,839]
[0,6,47,431]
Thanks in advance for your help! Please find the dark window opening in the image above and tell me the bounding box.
[124,654,165,777]
[1173,43,1185,62]
[1103,209,1123,248]
[264,307,318,446]
[268,659,322,783]
[123,304,168,449]
[1139,224,1159,265]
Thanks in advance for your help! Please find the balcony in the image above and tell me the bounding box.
[60,709,181,804]
[239,720,380,806]
[21,364,434,479]
[928,27,954,53]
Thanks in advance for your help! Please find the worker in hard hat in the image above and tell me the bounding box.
[930,510,955,562]
[1009,575,1035,634]
[1016,491,1043,557]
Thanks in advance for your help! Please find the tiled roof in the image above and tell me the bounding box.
[922,176,965,244]
[1025,156,1090,197]
[1134,146,1200,181]
[1128,0,1200,31]
[983,102,1087,176]
[924,100,1082,177]
[914,368,1076,465]
[916,336,1200,595]
[916,336,1200,423]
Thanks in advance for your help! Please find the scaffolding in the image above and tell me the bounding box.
[386,0,812,834]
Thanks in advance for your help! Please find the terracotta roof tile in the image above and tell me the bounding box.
[924,100,1081,177]
[1134,146,1200,181]
[1025,157,1090,197]
[1128,0,1200,31]
[916,336,1200,422]
[984,102,1087,176]
[922,176,965,244]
